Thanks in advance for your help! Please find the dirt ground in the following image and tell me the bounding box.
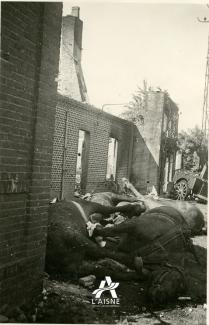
[7,200,206,324]
[36,274,207,325]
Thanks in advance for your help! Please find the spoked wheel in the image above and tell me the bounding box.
[174,179,189,200]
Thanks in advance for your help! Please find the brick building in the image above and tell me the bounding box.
[0,3,179,308]
[51,96,133,199]
[0,2,62,305]
[51,8,179,200]
[51,8,134,200]
[51,91,179,200]
[131,91,179,194]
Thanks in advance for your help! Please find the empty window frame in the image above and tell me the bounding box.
[163,157,169,192]
[168,154,174,182]
[75,130,90,194]
[106,137,118,181]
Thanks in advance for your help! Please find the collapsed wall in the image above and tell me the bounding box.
[51,96,133,200]
[131,91,179,194]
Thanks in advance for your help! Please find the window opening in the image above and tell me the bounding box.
[106,137,118,181]
[75,130,90,194]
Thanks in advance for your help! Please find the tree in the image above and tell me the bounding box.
[120,81,149,124]
[120,81,167,125]
[177,126,208,171]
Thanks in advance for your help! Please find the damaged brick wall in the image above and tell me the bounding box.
[159,94,179,193]
[58,11,88,102]
[131,91,178,194]
[0,2,62,305]
[131,91,164,193]
[51,96,133,200]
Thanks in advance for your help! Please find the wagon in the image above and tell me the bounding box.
[173,164,208,201]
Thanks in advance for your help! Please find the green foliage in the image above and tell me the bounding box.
[177,126,208,171]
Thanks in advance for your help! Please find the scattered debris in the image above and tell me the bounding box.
[79,275,96,288]
[119,317,129,325]
[186,307,193,315]
[147,186,159,200]
[50,197,58,204]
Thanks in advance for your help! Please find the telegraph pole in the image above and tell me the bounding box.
[202,36,209,138]
[198,5,209,139]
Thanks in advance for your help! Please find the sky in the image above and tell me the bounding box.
[63,2,209,131]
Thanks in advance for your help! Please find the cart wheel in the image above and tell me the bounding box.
[174,179,189,200]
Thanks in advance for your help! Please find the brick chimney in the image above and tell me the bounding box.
[58,7,88,102]
[71,6,80,18]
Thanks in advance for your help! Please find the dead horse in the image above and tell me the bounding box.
[46,196,145,275]
[46,196,205,304]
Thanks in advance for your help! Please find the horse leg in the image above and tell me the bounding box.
[85,243,134,268]
[121,179,163,210]
[93,219,135,238]
[85,225,141,271]
[111,193,142,205]
[91,203,143,218]
[91,222,149,276]
[78,259,140,281]
[121,178,145,200]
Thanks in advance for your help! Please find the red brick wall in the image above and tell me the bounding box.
[51,96,133,199]
[0,2,62,305]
